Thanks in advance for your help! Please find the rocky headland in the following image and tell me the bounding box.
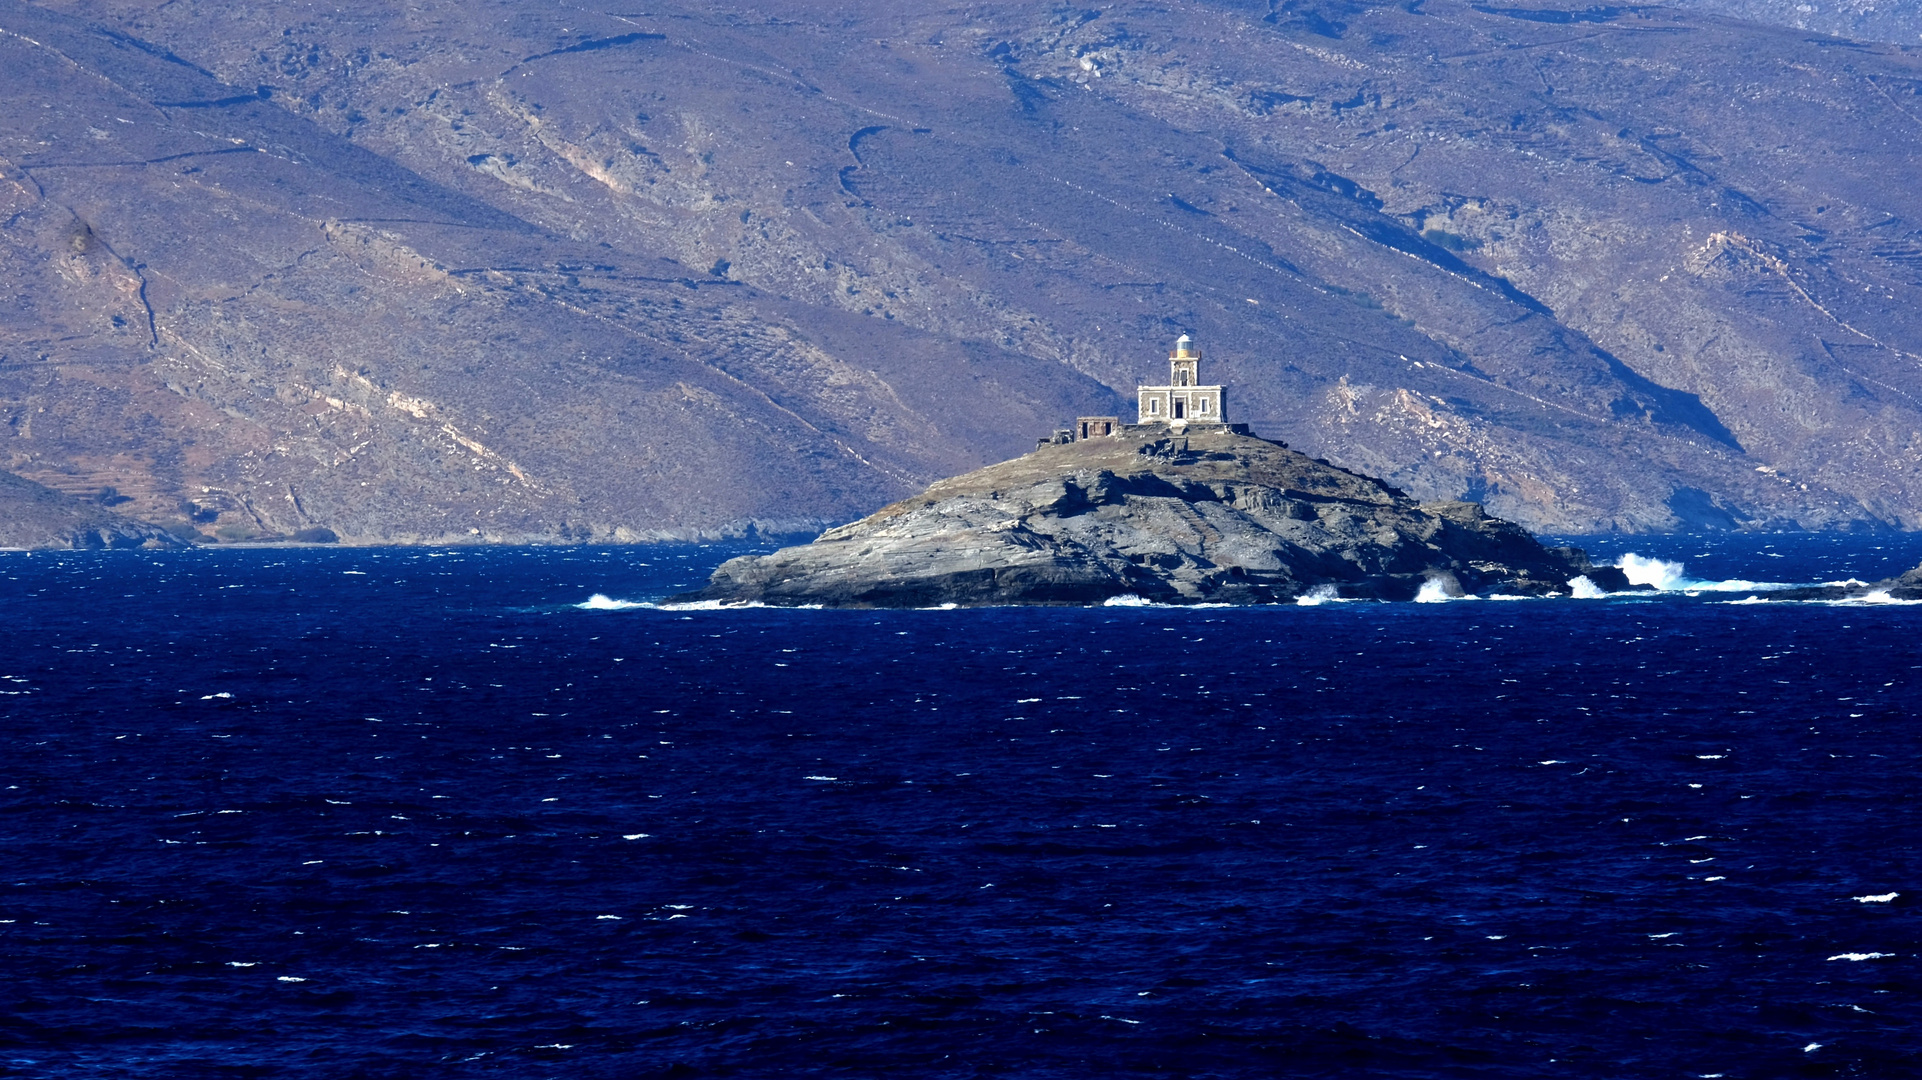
[0,469,180,550]
[677,427,1631,608]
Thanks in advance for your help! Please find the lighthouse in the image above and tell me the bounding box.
[1137,333,1224,427]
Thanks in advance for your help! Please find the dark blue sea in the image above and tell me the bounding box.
[4,533,1920,1079]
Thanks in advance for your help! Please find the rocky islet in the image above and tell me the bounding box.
[678,426,1634,607]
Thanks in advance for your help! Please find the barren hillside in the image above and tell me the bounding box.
[5,0,1922,540]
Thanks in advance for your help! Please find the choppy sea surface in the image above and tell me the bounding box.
[3,533,1920,1079]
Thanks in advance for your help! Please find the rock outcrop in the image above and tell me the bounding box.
[677,428,1628,607]
[0,470,180,550]
[1770,565,1922,603]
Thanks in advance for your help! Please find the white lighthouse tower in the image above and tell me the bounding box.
[1137,333,1224,428]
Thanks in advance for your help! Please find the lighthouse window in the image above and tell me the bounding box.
[1148,399,1160,414]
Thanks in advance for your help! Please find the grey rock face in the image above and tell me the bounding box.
[680,428,1622,607]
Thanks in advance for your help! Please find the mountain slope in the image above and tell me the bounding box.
[6,0,1922,538]
[1665,0,1922,46]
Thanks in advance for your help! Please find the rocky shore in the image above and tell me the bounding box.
[675,427,1630,607]
[1768,566,1922,602]
[0,471,181,551]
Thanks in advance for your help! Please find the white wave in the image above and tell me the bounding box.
[1104,594,1155,606]
[1295,584,1340,606]
[1853,892,1899,903]
[579,594,651,610]
[655,598,782,611]
[1568,575,1608,599]
[1725,595,1770,605]
[1826,952,1896,961]
[1617,553,1691,590]
[1832,590,1922,606]
[1612,552,1788,593]
[1415,579,1474,603]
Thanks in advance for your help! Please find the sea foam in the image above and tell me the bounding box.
[1294,584,1342,606]
[1831,590,1922,606]
[579,594,651,611]
[1612,553,1785,593]
[1415,579,1474,603]
[656,598,788,611]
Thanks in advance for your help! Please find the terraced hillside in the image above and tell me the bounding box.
[4,0,1922,541]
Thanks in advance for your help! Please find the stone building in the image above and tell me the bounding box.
[1137,333,1223,426]
[1040,333,1245,447]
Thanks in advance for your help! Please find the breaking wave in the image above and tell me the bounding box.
[579,594,651,610]
[579,595,799,612]
[1830,590,1922,606]
[658,599,794,611]
[1612,553,1786,594]
[1295,584,1340,607]
[1415,579,1474,603]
